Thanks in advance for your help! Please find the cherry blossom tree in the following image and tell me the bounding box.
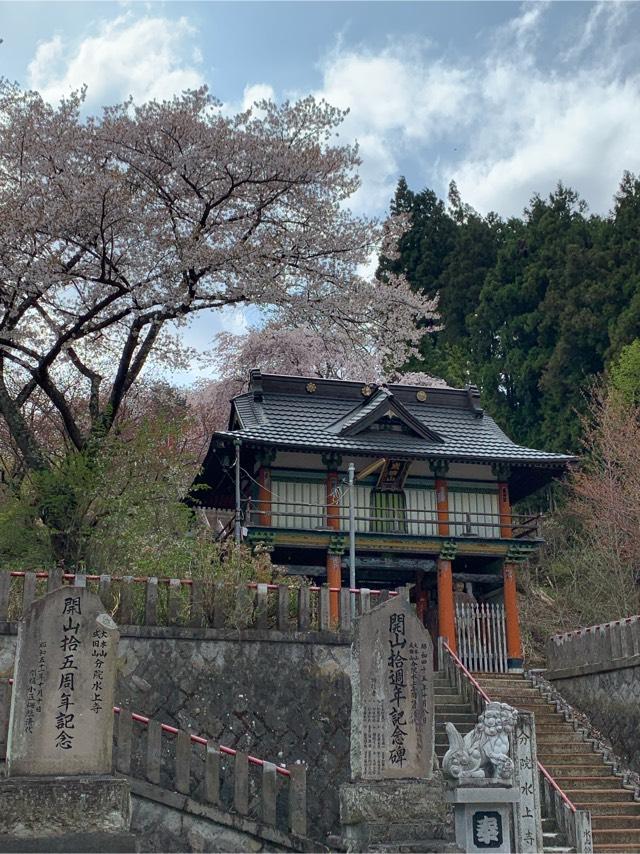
[0,81,437,477]
[188,319,449,435]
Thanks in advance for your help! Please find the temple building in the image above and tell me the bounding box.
[194,371,573,670]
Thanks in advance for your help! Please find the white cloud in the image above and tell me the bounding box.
[310,4,640,216]
[313,47,472,212]
[241,83,276,111]
[28,14,204,107]
[450,67,640,216]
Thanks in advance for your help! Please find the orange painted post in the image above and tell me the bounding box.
[437,559,457,653]
[325,468,342,625]
[503,562,523,670]
[257,467,272,526]
[415,570,428,625]
[435,478,449,536]
[498,481,512,539]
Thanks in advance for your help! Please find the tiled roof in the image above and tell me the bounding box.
[217,380,574,467]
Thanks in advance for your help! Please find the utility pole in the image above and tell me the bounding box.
[234,439,242,544]
[348,462,356,617]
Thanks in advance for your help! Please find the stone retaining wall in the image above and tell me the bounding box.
[0,623,350,843]
[546,618,640,772]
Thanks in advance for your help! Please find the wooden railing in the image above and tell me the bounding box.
[0,569,408,632]
[247,499,541,540]
[0,681,306,839]
[455,602,508,673]
[438,640,593,853]
[114,706,307,838]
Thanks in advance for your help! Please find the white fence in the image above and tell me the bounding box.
[455,601,508,673]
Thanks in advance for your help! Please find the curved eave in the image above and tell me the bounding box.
[211,431,575,469]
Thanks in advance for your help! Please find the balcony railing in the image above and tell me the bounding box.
[246,499,541,541]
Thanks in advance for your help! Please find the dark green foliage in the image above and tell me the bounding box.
[380,174,640,452]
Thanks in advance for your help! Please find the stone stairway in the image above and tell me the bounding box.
[475,673,640,854]
[434,670,571,853]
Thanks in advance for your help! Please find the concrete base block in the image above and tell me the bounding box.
[0,774,131,839]
[0,831,138,853]
[446,784,518,854]
[340,778,454,851]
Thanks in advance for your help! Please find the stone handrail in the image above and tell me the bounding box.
[547,614,640,677]
[438,640,593,854]
[0,569,409,635]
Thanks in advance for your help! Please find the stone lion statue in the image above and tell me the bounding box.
[442,701,518,783]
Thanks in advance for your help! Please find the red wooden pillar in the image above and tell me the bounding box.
[492,464,523,669]
[324,454,343,625]
[257,467,272,526]
[430,460,456,653]
[435,477,449,536]
[255,449,275,526]
[503,561,523,670]
[415,570,429,625]
[498,481,512,539]
[437,559,457,652]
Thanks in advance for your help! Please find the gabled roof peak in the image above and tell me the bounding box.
[327,388,444,444]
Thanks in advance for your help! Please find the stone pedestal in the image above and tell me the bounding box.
[0,774,135,852]
[446,784,519,854]
[340,778,455,851]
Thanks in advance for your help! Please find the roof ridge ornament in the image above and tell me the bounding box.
[465,383,484,418]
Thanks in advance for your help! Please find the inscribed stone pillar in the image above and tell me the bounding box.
[513,711,543,853]
[7,587,119,776]
[350,594,434,780]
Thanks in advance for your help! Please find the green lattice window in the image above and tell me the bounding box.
[369,489,408,534]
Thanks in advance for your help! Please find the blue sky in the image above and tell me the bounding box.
[3,0,640,381]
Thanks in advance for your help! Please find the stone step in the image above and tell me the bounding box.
[433,693,468,703]
[538,754,603,766]
[592,815,640,829]
[562,788,636,803]
[537,742,600,755]
[593,828,640,845]
[535,733,588,744]
[542,847,574,853]
[435,712,477,721]
[482,687,546,697]
[435,703,477,715]
[544,766,614,778]
[533,713,574,722]
[369,841,458,853]
[549,776,623,790]
[573,802,640,816]
[594,846,640,853]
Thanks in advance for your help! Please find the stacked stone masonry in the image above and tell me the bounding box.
[0,624,350,842]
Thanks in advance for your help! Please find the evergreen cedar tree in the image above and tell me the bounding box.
[378,174,640,453]
[0,82,436,479]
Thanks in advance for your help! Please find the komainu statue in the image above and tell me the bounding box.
[442,701,518,783]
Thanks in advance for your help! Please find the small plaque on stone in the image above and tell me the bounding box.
[350,595,434,780]
[7,586,119,776]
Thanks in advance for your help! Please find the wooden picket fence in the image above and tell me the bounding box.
[0,682,306,839]
[114,706,307,838]
[455,601,508,673]
[0,569,408,634]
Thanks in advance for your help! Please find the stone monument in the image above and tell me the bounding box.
[0,586,133,852]
[442,701,521,854]
[340,595,454,851]
[351,592,434,780]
